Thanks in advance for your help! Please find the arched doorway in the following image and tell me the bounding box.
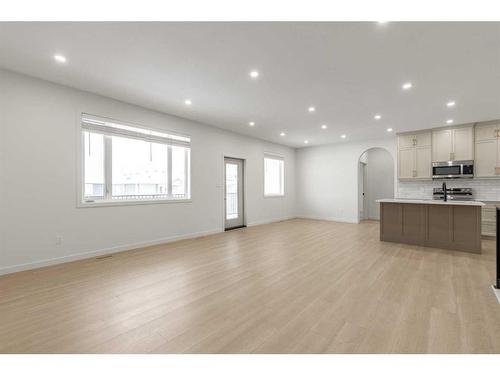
[358,147,394,222]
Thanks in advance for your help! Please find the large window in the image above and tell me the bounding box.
[81,114,191,204]
[264,155,284,197]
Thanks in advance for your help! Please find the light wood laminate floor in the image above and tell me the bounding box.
[1,219,499,353]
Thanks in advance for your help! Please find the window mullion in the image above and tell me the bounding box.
[105,136,113,200]
[167,145,173,197]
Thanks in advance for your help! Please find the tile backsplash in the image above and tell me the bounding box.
[397,179,500,202]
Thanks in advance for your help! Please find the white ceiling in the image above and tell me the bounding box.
[1,22,499,148]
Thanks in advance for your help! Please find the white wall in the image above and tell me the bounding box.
[363,148,395,220]
[0,70,296,274]
[296,138,397,223]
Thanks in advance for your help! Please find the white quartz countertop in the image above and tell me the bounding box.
[376,198,485,206]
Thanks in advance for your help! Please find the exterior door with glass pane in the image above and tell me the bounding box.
[224,158,244,229]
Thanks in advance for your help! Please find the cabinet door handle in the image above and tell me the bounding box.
[496,129,499,138]
[413,138,417,146]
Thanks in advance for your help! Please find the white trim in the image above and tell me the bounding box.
[0,228,221,276]
[82,113,191,146]
[0,217,299,276]
[77,198,192,208]
[492,285,500,304]
[246,216,296,227]
[295,214,359,224]
[263,152,284,160]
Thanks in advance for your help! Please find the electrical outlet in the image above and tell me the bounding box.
[55,235,63,245]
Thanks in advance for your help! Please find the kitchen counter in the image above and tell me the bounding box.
[378,199,482,253]
[377,198,485,206]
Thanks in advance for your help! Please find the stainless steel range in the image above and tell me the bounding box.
[432,187,474,201]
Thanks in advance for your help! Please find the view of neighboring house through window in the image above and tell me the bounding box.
[82,114,191,204]
[264,155,284,196]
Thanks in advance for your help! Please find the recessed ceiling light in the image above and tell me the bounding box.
[374,114,382,120]
[321,124,328,129]
[308,106,316,112]
[280,132,286,136]
[446,119,454,124]
[387,128,393,132]
[184,99,192,105]
[53,54,67,63]
[340,134,346,139]
[249,121,255,127]
[402,82,413,90]
[447,101,456,107]
[304,140,309,144]
[377,21,388,24]
[249,70,259,78]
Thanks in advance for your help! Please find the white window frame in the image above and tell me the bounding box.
[263,153,285,198]
[78,113,191,207]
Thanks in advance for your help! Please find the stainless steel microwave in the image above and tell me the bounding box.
[432,160,474,179]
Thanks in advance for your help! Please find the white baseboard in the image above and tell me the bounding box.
[246,216,296,227]
[295,214,359,224]
[0,215,341,276]
[0,228,222,276]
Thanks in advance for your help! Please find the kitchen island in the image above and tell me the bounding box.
[377,199,485,254]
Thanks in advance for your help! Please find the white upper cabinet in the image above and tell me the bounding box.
[397,121,500,180]
[415,147,431,179]
[475,139,497,177]
[414,132,431,148]
[432,129,452,162]
[475,122,500,178]
[398,148,415,179]
[432,124,474,162]
[398,134,416,149]
[475,122,498,142]
[452,126,474,161]
[397,131,432,180]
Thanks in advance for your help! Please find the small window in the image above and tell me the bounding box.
[264,155,284,197]
[81,114,191,205]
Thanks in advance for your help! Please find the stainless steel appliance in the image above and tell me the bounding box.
[432,160,474,179]
[433,187,473,201]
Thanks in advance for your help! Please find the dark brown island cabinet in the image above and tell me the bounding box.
[377,199,484,254]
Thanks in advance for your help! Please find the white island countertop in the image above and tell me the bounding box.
[376,198,485,207]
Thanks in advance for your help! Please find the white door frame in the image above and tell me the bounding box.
[222,155,246,230]
[358,161,367,222]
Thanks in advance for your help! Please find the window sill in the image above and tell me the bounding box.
[78,198,192,208]
[264,194,285,198]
